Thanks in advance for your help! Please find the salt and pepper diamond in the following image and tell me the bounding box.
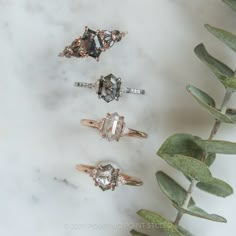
[74,74,145,103]
[59,27,126,60]
[97,74,122,103]
[90,164,120,191]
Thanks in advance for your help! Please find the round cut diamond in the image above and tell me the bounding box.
[102,113,124,141]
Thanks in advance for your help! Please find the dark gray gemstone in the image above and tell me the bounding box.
[97,74,121,103]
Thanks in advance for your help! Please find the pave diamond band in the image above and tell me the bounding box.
[74,74,145,103]
[124,87,145,95]
[74,82,94,89]
[76,164,143,191]
[80,112,148,142]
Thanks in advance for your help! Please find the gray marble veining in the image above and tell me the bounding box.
[1,0,236,236]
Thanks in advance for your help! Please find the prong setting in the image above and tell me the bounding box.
[59,27,126,60]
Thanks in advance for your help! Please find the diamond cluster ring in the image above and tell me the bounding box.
[59,26,127,61]
[81,112,148,141]
[76,163,143,191]
[74,73,145,103]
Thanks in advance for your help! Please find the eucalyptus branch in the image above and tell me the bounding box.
[132,3,236,235]
[174,88,233,226]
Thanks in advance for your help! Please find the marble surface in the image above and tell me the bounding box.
[1,0,236,235]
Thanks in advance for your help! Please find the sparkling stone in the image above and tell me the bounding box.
[94,164,118,191]
[102,113,124,141]
[82,28,102,59]
[116,175,126,186]
[97,74,121,103]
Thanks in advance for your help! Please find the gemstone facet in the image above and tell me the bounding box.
[101,113,124,141]
[92,164,119,191]
[59,27,125,60]
[97,74,122,103]
[81,28,102,59]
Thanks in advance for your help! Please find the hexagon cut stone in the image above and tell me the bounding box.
[97,74,121,103]
[101,112,124,141]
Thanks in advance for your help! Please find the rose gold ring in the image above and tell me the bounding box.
[76,163,143,191]
[59,26,127,61]
[80,112,148,141]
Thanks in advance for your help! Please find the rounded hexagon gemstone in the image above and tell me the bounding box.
[97,74,121,103]
[94,164,118,191]
[101,112,124,141]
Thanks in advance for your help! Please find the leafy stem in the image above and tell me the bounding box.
[174,88,233,226]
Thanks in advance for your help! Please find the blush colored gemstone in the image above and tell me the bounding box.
[102,113,124,141]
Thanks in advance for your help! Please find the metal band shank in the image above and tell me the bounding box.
[80,119,103,130]
[76,164,96,174]
[123,128,148,138]
[120,173,143,186]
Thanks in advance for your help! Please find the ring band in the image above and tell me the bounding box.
[76,163,143,191]
[80,112,148,141]
[74,74,145,103]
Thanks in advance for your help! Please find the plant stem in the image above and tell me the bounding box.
[174,88,232,226]
[209,89,232,140]
[174,179,197,225]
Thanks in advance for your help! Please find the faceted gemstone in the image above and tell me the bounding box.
[94,164,118,191]
[97,74,121,103]
[102,113,124,141]
[82,28,102,59]
[59,28,125,60]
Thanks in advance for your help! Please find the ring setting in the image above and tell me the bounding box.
[76,163,143,191]
[59,27,126,61]
[81,112,148,141]
[75,73,145,103]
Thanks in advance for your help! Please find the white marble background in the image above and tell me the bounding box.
[1,0,236,235]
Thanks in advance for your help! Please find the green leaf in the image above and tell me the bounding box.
[187,85,235,123]
[173,204,227,223]
[156,171,227,222]
[176,226,195,236]
[157,133,212,182]
[161,154,212,182]
[205,24,236,53]
[157,133,204,159]
[197,139,236,154]
[197,177,233,197]
[185,153,216,182]
[205,153,216,166]
[130,230,150,236]
[156,171,195,206]
[223,0,236,12]
[194,44,236,90]
[187,85,216,108]
[194,43,234,83]
[221,77,236,90]
[137,209,183,236]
